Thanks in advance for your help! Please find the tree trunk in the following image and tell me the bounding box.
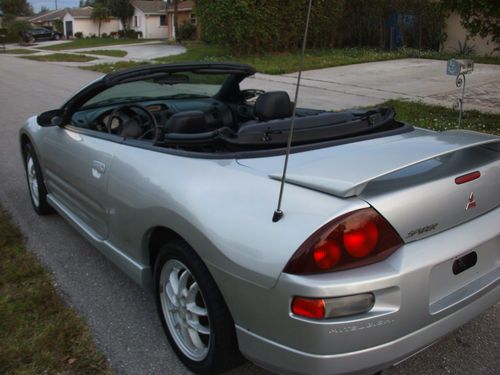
[173,0,179,41]
[98,21,101,37]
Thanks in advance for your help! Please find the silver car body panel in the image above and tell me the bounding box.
[217,205,500,374]
[262,128,499,197]
[239,129,500,242]
[20,91,500,375]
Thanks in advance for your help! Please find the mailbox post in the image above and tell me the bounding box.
[447,59,474,128]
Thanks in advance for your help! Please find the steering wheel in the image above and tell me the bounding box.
[106,104,160,141]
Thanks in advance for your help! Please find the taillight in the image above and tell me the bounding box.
[284,208,403,274]
[291,297,325,319]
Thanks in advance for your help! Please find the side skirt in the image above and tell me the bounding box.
[47,194,153,289]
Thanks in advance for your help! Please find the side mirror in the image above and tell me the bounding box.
[37,109,64,127]
[51,116,63,127]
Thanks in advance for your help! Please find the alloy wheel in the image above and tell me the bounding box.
[159,259,211,361]
[26,156,40,207]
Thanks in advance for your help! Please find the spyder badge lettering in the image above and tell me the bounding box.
[406,223,438,239]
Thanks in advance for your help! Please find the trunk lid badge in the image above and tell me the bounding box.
[466,192,477,210]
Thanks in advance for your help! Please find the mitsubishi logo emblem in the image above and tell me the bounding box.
[466,192,477,210]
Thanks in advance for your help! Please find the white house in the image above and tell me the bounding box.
[129,1,168,39]
[62,6,121,38]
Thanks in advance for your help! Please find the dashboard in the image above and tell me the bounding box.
[70,97,241,135]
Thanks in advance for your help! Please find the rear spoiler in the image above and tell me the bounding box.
[269,129,500,197]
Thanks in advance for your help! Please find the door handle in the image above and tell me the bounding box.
[92,160,106,178]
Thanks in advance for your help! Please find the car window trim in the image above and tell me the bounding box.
[64,124,125,144]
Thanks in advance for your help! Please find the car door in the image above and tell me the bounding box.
[39,125,120,240]
[34,29,46,39]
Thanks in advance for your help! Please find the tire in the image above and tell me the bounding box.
[23,143,54,215]
[154,240,244,374]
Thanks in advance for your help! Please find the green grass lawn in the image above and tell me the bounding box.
[22,53,97,62]
[84,41,500,75]
[78,49,128,58]
[2,49,39,55]
[0,207,114,374]
[381,100,500,135]
[40,38,153,51]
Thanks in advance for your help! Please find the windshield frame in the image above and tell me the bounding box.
[60,63,256,122]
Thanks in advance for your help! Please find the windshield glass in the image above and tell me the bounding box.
[83,72,231,109]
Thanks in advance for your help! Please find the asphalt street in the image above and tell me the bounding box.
[0,55,498,375]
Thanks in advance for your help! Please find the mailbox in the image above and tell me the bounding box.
[447,59,474,76]
[447,59,474,128]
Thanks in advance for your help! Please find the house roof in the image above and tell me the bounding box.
[67,6,94,19]
[166,1,193,13]
[29,8,67,23]
[131,1,167,15]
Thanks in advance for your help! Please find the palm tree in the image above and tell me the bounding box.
[91,4,109,37]
[167,0,180,40]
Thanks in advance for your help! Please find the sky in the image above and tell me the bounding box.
[29,0,80,13]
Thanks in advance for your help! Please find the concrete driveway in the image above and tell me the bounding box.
[243,59,500,113]
[0,55,498,375]
[6,40,186,66]
[70,42,186,60]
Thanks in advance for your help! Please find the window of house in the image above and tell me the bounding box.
[160,15,167,26]
[134,16,139,27]
[190,13,197,25]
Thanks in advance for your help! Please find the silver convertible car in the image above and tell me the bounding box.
[20,63,499,374]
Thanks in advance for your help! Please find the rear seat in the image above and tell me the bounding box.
[238,112,357,134]
[238,91,356,134]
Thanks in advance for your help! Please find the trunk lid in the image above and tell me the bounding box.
[238,129,500,242]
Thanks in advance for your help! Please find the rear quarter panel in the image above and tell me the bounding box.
[106,143,368,288]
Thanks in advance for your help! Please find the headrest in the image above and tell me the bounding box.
[255,91,292,121]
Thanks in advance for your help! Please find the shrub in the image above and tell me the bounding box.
[110,31,118,39]
[53,19,63,33]
[120,29,141,39]
[117,29,140,38]
[74,31,83,39]
[2,20,32,43]
[196,0,346,55]
[195,0,446,54]
[177,21,196,41]
[101,32,108,38]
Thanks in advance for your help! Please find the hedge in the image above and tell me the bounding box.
[195,0,447,55]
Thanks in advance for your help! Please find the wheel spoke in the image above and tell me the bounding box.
[165,282,178,307]
[186,302,207,317]
[187,319,210,335]
[169,268,180,295]
[187,282,199,301]
[178,269,190,297]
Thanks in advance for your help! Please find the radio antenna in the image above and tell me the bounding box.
[272,0,314,223]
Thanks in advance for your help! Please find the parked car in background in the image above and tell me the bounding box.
[20,63,500,374]
[28,27,62,41]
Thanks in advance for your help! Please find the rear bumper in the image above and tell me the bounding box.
[236,285,499,375]
[225,207,500,375]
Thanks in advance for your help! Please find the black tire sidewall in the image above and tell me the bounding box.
[153,240,242,374]
[23,143,53,215]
